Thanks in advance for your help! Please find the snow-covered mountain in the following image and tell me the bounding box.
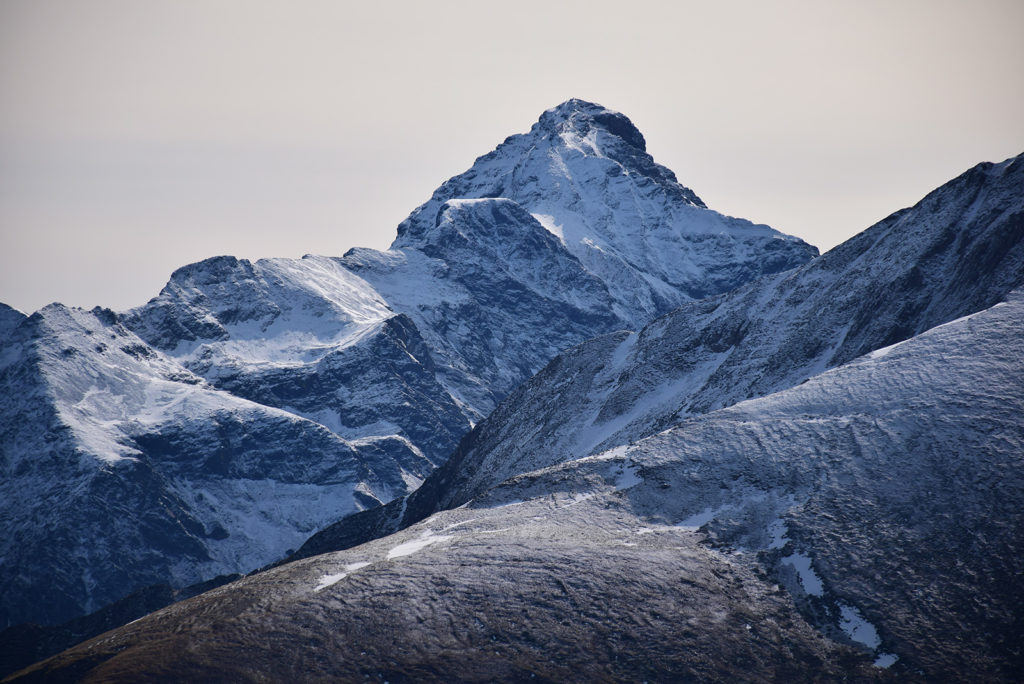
[17,281,1023,681]
[0,303,433,629]
[0,100,816,629]
[292,152,1024,557]
[394,99,812,322]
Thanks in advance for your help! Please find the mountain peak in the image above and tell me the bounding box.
[391,100,815,322]
[536,98,647,151]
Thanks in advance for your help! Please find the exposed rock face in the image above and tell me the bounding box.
[0,303,25,344]
[0,100,816,629]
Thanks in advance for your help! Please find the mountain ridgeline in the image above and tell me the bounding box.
[12,149,1024,681]
[0,100,816,631]
[3,97,1022,681]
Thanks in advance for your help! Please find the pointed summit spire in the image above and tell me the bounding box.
[537,99,647,151]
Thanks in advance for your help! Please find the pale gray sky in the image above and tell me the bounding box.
[2,0,1022,314]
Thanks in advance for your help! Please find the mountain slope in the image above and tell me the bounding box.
[435,152,1024,503]
[0,100,816,629]
[18,285,1023,682]
[338,197,624,413]
[0,304,25,344]
[0,304,430,628]
[294,152,1024,557]
[122,254,468,466]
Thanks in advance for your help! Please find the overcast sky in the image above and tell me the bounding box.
[2,0,1022,314]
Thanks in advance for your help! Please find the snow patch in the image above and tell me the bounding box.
[531,213,565,242]
[781,552,824,596]
[387,532,453,560]
[313,561,371,592]
[440,518,479,532]
[838,602,881,649]
[678,507,716,531]
[613,462,643,491]
[873,653,899,668]
[479,499,526,509]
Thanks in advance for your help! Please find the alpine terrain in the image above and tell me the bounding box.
[9,153,1023,681]
[299,148,1024,549]
[0,99,816,639]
